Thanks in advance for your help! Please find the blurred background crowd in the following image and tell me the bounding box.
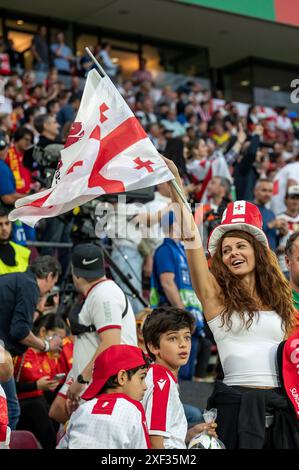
[1,9,299,448]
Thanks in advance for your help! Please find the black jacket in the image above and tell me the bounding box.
[208,380,299,449]
[234,134,260,201]
[0,269,40,356]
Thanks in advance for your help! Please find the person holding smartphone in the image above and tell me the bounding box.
[14,314,67,449]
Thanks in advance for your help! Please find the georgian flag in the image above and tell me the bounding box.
[9,69,173,227]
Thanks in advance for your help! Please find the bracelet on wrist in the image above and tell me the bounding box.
[43,340,50,352]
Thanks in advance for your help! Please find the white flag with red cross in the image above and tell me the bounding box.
[9,69,173,227]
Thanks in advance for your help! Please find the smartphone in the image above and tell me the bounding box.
[45,292,59,307]
[53,373,66,381]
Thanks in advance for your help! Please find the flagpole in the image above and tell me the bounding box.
[85,47,106,78]
[85,47,192,213]
[170,179,192,213]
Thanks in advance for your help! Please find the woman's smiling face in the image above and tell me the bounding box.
[222,236,256,277]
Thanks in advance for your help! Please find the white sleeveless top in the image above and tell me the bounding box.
[208,311,285,387]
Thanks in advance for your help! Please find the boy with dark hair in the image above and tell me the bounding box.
[142,307,217,449]
[57,344,151,449]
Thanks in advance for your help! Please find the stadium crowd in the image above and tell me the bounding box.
[0,29,299,450]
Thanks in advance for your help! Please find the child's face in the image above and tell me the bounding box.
[122,368,148,402]
[150,328,192,371]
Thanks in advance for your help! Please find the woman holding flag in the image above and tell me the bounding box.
[163,156,299,449]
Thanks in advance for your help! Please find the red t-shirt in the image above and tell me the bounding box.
[56,337,74,375]
[14,349,58,400]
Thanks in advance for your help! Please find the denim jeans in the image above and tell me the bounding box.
[183,404,204,425]
[1,377,20,430]
[111,244,144,315]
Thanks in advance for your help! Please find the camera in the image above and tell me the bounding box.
[32,144,64,188]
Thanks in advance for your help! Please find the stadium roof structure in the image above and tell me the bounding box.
[1,0,299,68]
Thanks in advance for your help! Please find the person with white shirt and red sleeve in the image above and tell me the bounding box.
[65,243,137,408]
[277,185,299,276]
[57,344,151,449]
[0,345,13,449]
[0,385,10,449]
[142,307,217,449]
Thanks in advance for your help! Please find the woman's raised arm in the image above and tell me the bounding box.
[163,156,223,320]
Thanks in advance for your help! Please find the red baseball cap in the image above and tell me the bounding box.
[82,345,147,401]
[208,200,268,257]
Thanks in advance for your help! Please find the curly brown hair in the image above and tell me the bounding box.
[210,230,295,335]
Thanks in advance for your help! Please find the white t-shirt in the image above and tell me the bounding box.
[72,279,137,378]
[57,393,150,449]
[276,115,293,132]
[271,162,299,215]
[144,192,171,246]
[95,202,143,249]
[277,212,299,272]
[208,311,284,387]
[0,385,10,449]
[142,364,187,449]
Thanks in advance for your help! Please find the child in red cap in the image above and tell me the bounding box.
[57,344,151,449]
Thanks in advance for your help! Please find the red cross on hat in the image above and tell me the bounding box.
[207,200,269,257]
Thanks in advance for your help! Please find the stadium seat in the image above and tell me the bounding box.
[9,431,42,449]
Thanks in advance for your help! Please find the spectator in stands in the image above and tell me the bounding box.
[135,308,152,352]
[14,313,67,449]
[0,345,13,449]
[119,79,135,108]
[234,124,263,201]
[276,107,294,142]
[46,99,60,118]
[0,207,31,275]
[142,307,217,449]
[31,26,50,74]
[0,256,62,430]
[210,121,230,148]
[0,82,16,114]
[66,243,137,404]
[135,96,157,128]
[6,40,23,74]
[132,57,153,85]
[0,37,11,76]
[161,110,186,138]
[0,131,25,209]
[57,345,150,449]
[23,113,61,174]
[23,106,39,144]
[50,32,74,76]
[254,178,288,251]
[195,176,231,247]
[56,93,81,138]
[6,127,34,195]
[98,41,118,79]
[277,186,299,277]
[285,232,299,324]
[0,344,13,383]
[271,156,299,215]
